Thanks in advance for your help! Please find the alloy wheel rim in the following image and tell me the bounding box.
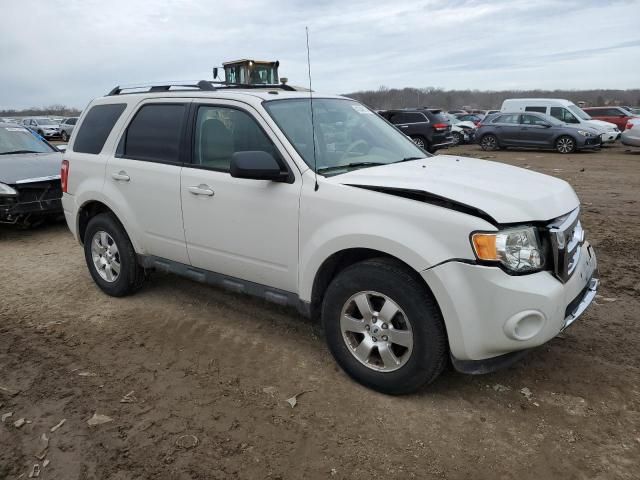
[340,291,413,372]
[91,231,121,283]
[558,138,573,153]
[482,136,496,150]
[413,138,425,148]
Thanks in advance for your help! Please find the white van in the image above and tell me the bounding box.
[501,98,620,143]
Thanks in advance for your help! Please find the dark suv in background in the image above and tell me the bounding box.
[378,108,453,153]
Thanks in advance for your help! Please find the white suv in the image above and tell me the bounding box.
[61,81,599,394]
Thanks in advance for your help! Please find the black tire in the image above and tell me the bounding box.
[37,129,43,136]
[83,213,144,297]
[480,134,499,151]
[451,131,463,146]
[61,131,69,142]
[322,258,448,395]
[555,135,576,154]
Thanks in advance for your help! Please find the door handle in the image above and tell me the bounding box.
[111,171,130,182]
[187,184,215,196]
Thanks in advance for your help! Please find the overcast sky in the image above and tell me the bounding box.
[1,0,639,110]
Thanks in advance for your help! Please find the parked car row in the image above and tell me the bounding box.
[0,122,64,226]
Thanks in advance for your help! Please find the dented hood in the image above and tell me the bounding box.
[326,155,579,224]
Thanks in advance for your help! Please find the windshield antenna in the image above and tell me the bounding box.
[306,26,319,191]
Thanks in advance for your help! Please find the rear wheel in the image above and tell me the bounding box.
[322,258,448,394]
[556,135,576,154]
[410,135,426,150]
[480,134,499,151]
[84,213,144,297]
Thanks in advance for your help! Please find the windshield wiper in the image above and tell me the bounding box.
[392,156,424,164]
[317,162,387,174]
[0,150,40,155]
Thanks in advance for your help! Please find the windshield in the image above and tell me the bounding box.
[263,98,427,175]
[0,126,56,154]
[568,105,591,120]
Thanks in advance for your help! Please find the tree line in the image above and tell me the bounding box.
[0,104,82,116]
[344,87,640,111]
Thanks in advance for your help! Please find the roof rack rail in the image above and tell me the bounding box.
[107,81,215,96]
[106,80,297,96]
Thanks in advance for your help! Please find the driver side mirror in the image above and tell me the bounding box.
[56,144,68,153]
[230,151,290,182]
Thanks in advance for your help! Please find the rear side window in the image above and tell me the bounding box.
[123,104,186,163]
[525,106,547,113]
[74,103,126,154]
[493,114,519,124]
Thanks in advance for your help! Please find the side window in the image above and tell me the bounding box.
[123,104,185,163]
[193,106,280,172]
[74,104,127,154]
[525,106,547,113]
[69,118,77,125]
[550,107,578,123]
[521,114,547,126]
[494,114,519,124]
[405,113,426,123]
[389,113,408,124]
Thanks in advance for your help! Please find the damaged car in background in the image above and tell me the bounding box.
[0,122,64,226]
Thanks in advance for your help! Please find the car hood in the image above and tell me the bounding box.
[0,152,63,185]
[585,119,617,131]
[455,121,477,129]
[326,155,579,224]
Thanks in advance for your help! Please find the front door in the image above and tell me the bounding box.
[180,101,301,292]
[519,113,556,147]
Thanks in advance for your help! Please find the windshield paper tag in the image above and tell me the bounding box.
[351,105,373,115]
[5,127,29,132]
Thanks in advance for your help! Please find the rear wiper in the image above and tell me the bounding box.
[317,162,387,173]
[0,150,40,155]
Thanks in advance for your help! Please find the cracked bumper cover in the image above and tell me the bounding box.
[421,242,598,367]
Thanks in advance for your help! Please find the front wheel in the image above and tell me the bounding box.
[84,213,144,297]
[61,131,69,141]
[556,135,576,154]
[480,134,499,151]
[451,131,463,146]
[322,258,448,394]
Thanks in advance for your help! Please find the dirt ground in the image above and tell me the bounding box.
[1,143,639,479]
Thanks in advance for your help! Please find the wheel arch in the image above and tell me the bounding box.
[307,247,441,324]
[76,199,141,253]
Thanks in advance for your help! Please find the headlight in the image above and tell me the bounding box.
[577,130,592,137]
[471,227,544,273]
[0,182,18,196]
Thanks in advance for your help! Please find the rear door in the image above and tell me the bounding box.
[179,100,301,292]
[105,99,190,264]
[388,112,428,140]
[519,114,556,147]
[491,113,521,145]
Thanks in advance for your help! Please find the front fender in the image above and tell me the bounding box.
[298,178,493,302]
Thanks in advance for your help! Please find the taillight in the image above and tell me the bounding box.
[433,123,448,131]
[61,160,69,193]
[626,121,634,130]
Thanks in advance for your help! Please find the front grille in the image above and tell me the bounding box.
[548,208,584,283]
[15,180,62,203]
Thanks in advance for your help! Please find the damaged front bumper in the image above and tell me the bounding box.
[0,179,63,224]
